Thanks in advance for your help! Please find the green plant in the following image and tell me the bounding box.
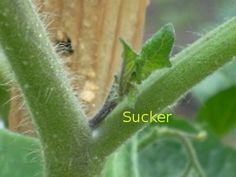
[0,0,236,177]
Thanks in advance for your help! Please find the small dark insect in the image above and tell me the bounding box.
[89,82,119,128]
[89,100,117,129]
[55,38,74,56]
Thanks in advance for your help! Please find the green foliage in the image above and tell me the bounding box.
[102,136,139,177]
[3,118,236,177]
[0,130,42,177]
[192,59,236,136]
[139,130,236,177]
[102,119,236,177]
[139,24,174,80]
[119,39,138,96]
[198,87,236,136]
[91,17,236,164]
[119,24,175,96]
[0,1,236,177]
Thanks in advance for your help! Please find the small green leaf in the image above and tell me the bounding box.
[138,23,175,80]
[119,24,175,90]
[119,39,138,96]
[0,129,42,177]
[198,87,236,136]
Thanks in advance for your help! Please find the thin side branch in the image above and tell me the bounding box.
[91,17,236,159]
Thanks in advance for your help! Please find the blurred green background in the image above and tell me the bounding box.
[0,0,236,177]
[145,0,236,53]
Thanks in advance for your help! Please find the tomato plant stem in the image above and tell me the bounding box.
[0,1,94,176]
[91,17,236,159]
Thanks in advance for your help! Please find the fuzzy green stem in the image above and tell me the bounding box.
[0,1,93,177]
[91,17,236,158]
